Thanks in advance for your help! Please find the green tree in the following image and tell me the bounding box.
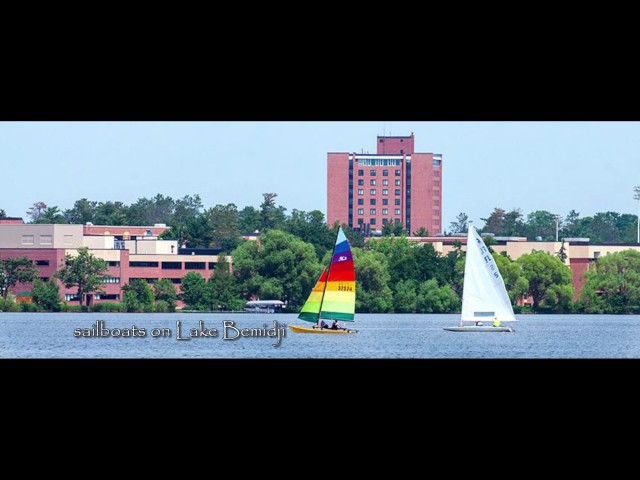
[392,279,419,313]
[238,206,261,234]
[563,209,581,238]
[579,250,640,313]
[416,279,461,313]
[259,193,286,231]
[525,210,557,241]
[0,209,7,218]
[353,248,393,312]
[36,206,66,224]
[481,208,506,235]
[557,240,568,263]
[64,198,97,224]
[55,247,108,309]
[231,229,319,309]
[27,201,48,223]
[180,272,207,309]
[153,278,178,311]
[382,222,405,236]
[122,279,155,312]
[207,203,241,252]
[517,251,574,311]
[0,256,39,300]
[284,209,334,261]
[412,227,429,237]
[503,209,526,236]
[94,201,129,225]
[31,279,61,311]
[208,254,242,311]
[448,212,469,235]
[494,253,529,305]
[369,236,417,286]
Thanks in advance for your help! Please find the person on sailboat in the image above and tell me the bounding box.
[493,318,501,327]
[331,319,343,330]
[320,320,329,329]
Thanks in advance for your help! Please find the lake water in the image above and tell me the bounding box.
[2,312,640,358]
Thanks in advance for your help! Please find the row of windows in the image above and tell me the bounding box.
[357,159,402,166]
[357,199,402,206]
[128,261,218,269]
[358,168,402,176]
[357,189,403,196]
[356,218,402,225]
[102,277,120,284]
[358,179,402,186]
[357,209,402,215]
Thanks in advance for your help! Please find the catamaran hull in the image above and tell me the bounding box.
[289,325,358,334]
[443,326,514,332]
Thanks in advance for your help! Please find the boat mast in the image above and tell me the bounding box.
[317,227,340,324]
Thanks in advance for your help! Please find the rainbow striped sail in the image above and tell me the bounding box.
[298,227,356,323]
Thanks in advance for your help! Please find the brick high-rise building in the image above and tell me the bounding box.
[327,133,442,235]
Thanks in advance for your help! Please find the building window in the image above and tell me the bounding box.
[370,209,377,215]
[383,218,389,224]
[129,261,159,268]
[358,209,364,215]
[358,169,364,176]
[382,199,389,205]
[370,179,376,186]
[39,235,52,245]
[185,262,206,270]
[34,260,50,266]
[21,235,34,245]
[357,218,364,225]
[394,218,401,224]
[357,199,364,205]
[395,209,401,215]
[395,199,401,205]
[107,261,120,267]
[102,277,120,284]
[370,170,376,176]
[433,159,441,166]
[382,179,389,186]
[369,199,376,206]
[208,262,217,269]
[395,180,401,186]
[395,189,401,195]
[161,262,182,270]
[370,189,376,195]
[358,179,364,186]
[395,170,401,176]
[382,209,389,215]
[382,189,388,196]
[370,218,377,225]
[170,278,182,284]
[95,294,120,301]
[358,189,364,195]
[65,294,81,301]
[383,170,388,176]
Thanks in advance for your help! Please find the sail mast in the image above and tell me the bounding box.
[317,226,341,323]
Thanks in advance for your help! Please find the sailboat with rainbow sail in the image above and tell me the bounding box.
[289,226,358,334]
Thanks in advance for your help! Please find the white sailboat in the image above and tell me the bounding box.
[444,223,517,332]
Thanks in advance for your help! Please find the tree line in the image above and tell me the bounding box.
[3,232,640,314]
[4,195,639,255]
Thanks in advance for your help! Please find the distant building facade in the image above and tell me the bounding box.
[0,223,224,308]
[327,133,443,235]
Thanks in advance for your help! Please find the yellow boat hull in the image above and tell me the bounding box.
[289,325,358,334]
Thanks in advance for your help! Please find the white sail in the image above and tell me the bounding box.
[460,227,517,324]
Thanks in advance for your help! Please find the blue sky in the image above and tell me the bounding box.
[1,121,639,230]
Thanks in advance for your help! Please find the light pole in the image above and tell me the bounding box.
[634,186,640,244]
[554,214,561,242]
